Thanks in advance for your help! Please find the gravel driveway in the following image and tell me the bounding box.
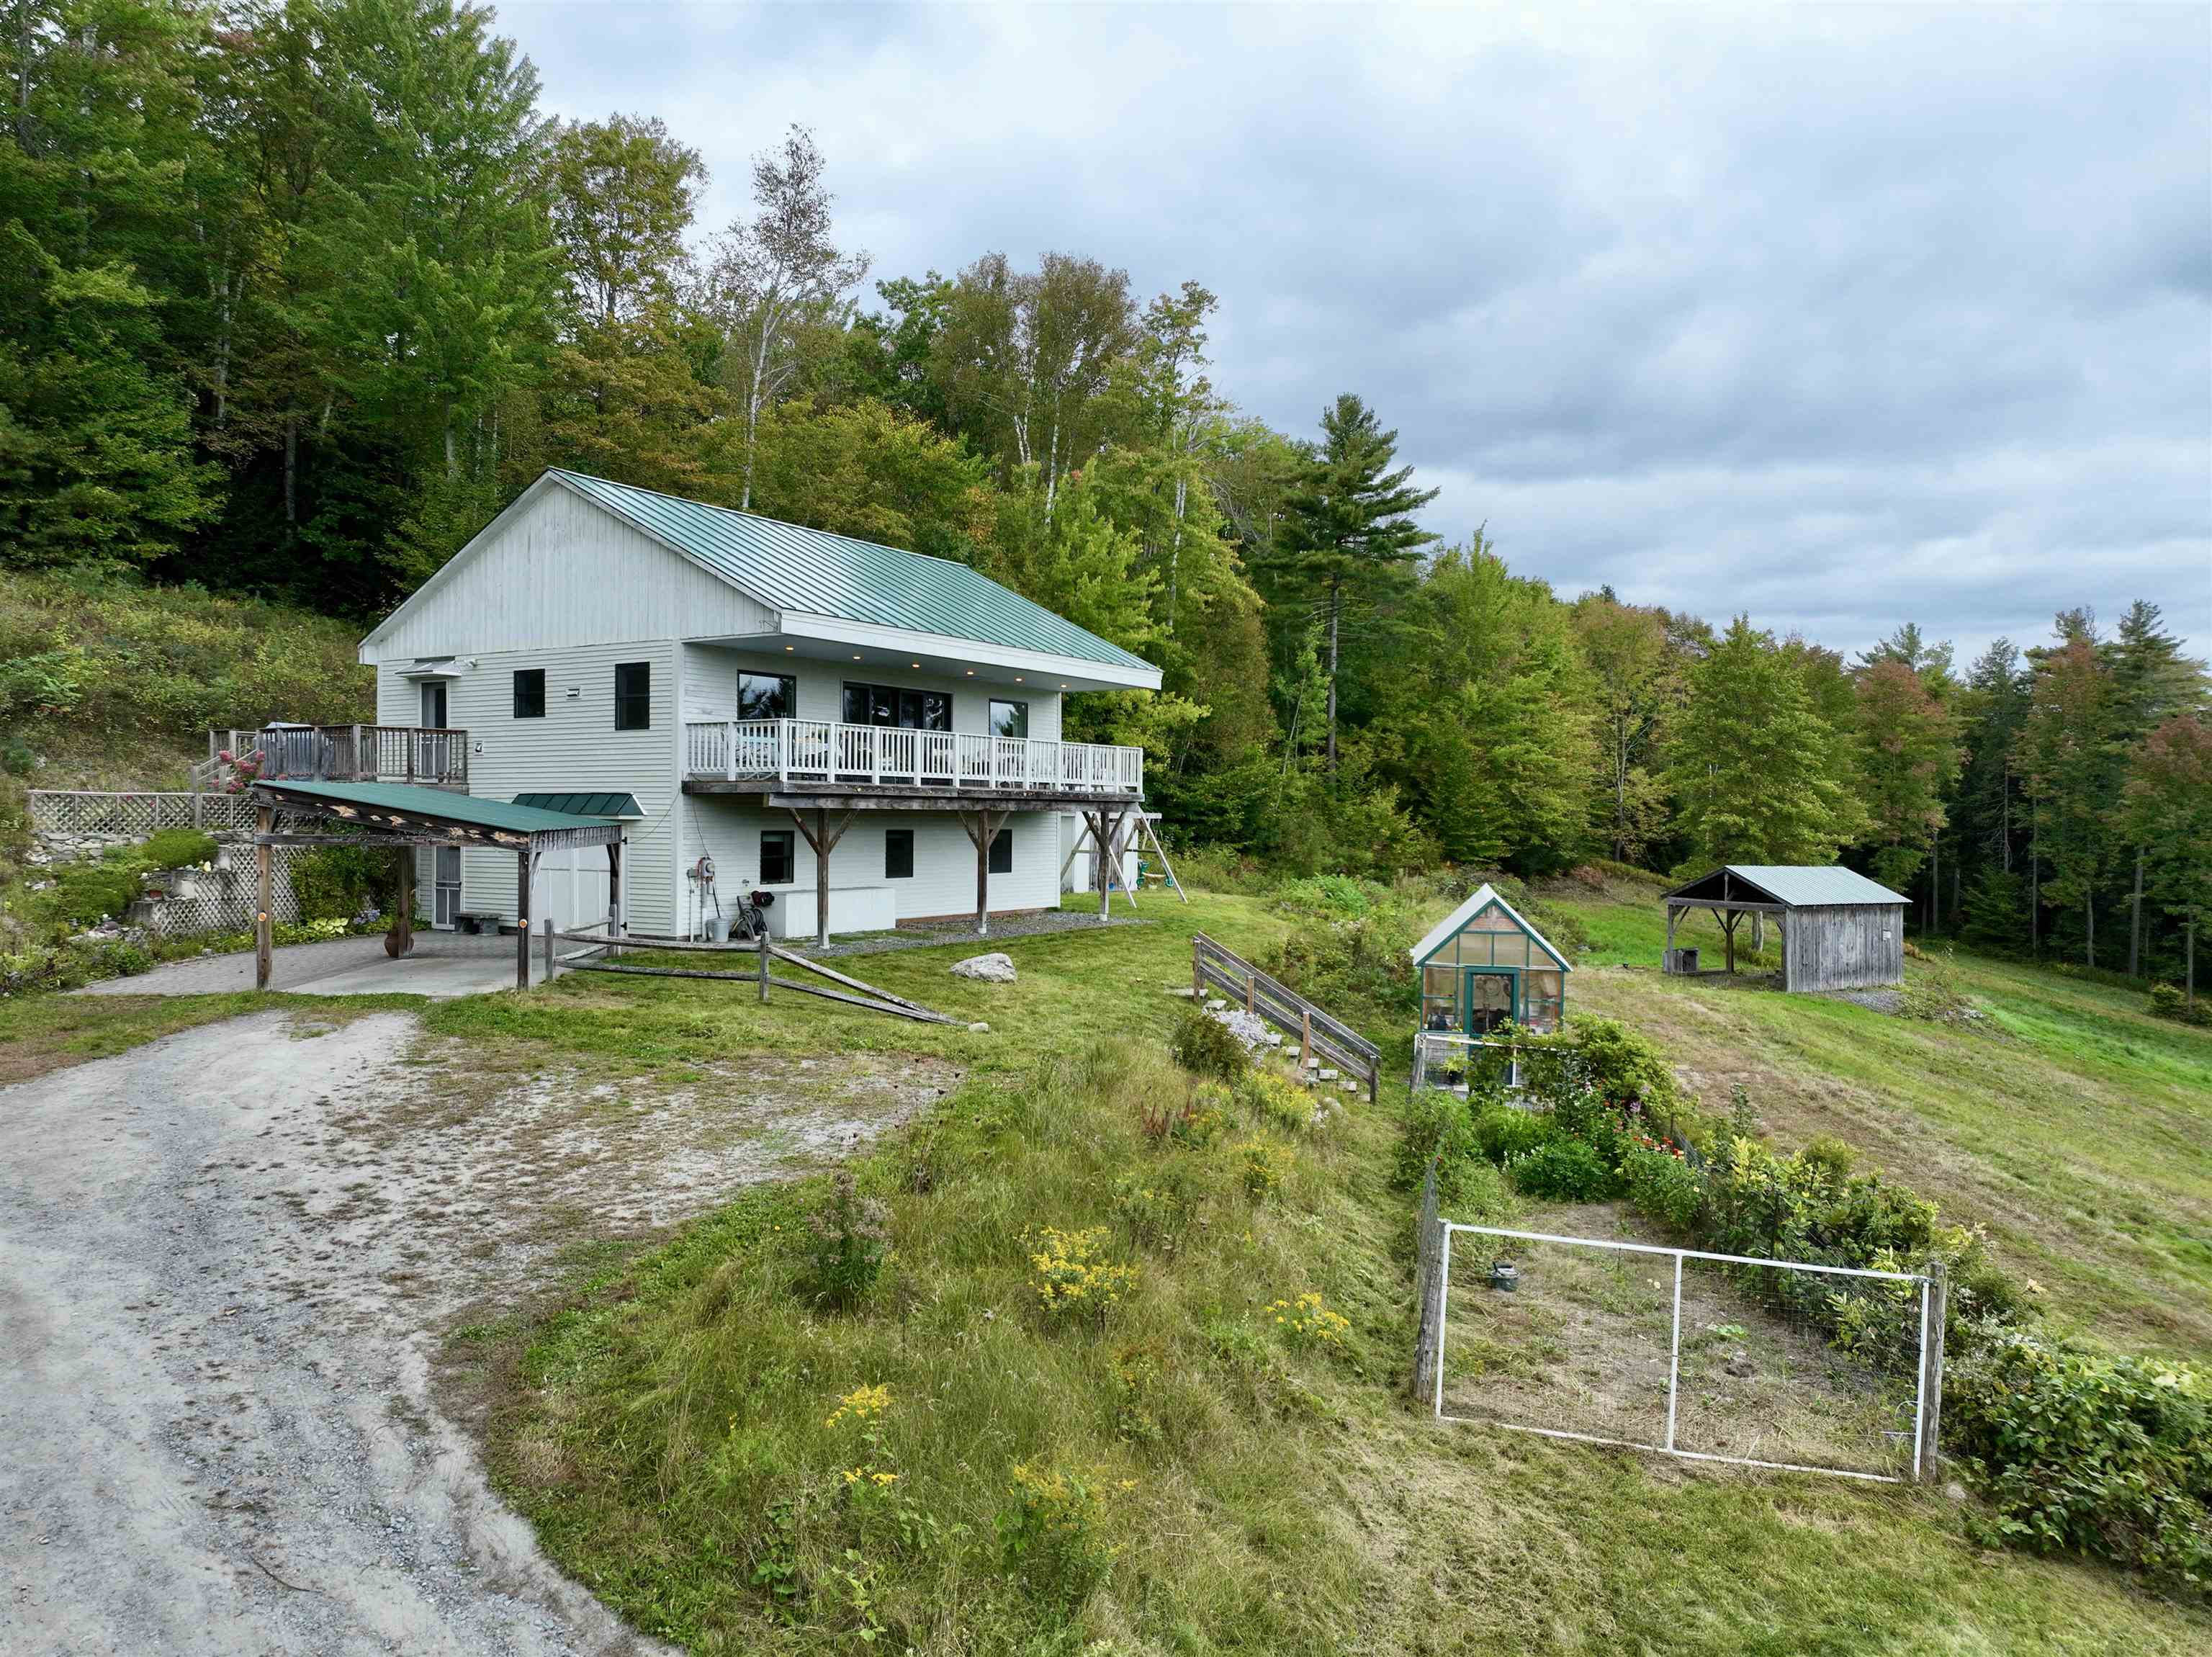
[1,1010,953,1655]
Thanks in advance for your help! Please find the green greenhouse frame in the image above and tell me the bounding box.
[1408,884,1573,1038]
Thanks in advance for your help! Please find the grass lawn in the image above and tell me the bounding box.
[1550,874,2212,1357]
[456,887,2210,1654]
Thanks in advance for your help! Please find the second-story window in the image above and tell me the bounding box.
[614,662,651,730]
[988,699,1029,740]
[738,673,796,722]
[513,669,545,719]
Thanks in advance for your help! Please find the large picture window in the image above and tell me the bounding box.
[613,662,651,730]
[989,826,1013,874]
[760,830,796,885]
[884,828,914,880]
[737,673,796,722]
[842,683,950,730]
[988,699,1029,740]
[512,668,545,719]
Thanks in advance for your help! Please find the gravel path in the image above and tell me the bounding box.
[0,1011,950,1655]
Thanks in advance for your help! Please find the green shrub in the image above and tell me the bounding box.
[1622,1145,1704,1233]
[1169,1007,1249,1082]
[140,828,216,870]
[1394,1090,1480,1192]
[2147,982,2208,1026]
[43,860,143,926]
[291,844,394,921]
[1505,1138,1620,1201]
[996,1463,1120,1612]
[800,1172,889,1308]
[1946,1327,2212,1590]
[1470,1101,1553,1165]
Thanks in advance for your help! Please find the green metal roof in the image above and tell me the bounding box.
[548,469,1154,673]
[513,790,643,819]
[1666,865,1908,907]
[255,779,618,835]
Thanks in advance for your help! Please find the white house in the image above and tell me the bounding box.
[354,468,1161,943]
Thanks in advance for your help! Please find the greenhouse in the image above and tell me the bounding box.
[1408,884,1573,1037]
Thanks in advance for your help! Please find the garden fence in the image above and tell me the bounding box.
[1429,1221,1944,1483]
[29,791,256,838]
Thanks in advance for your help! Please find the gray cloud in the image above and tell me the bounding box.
[503,1,2211,663]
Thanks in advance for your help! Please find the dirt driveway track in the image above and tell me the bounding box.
[1,1009,945,1655]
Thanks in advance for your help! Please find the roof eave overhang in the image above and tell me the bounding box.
[771,612,1161,692]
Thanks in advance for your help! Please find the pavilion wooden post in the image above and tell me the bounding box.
[606,840,622,958]
[515,849,534,990]
[388,848,415,958]
[254,806,274,990]
[1664,902,1679,971]
[790,808,853,950]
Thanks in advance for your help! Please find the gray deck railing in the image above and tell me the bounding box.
[1191,932,1382,1103]
[204,725,468,790]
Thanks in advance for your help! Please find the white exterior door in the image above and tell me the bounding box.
[433,846,462,928]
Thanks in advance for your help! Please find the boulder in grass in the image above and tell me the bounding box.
[951,952,1017,984]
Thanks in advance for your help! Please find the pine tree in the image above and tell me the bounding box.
[2123,713,2212,1010]
[1853,657,1961,899]
[1259,393,1437,776]
[2018,621,2120,967]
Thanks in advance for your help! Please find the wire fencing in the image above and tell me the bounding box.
[1430,1221,1943,1483]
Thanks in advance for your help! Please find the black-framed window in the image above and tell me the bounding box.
[512,668,545,719]
[988,699,1028,740]
[842,682,950,730]
[884,828,914,880]
[737,672,796,722]
[613,661,651,730]
[989,826,1013,874]
[760,830,796,885]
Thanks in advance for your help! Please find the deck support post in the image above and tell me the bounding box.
[957,807,1008,937]
[516,849,534,990]
[254,806,274,990]
[606,840,622,958]
[790,807,853,951]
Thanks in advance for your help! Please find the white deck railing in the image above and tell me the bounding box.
[684,719,1143,797]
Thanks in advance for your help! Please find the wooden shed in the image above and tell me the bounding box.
[1662,866,1908,993]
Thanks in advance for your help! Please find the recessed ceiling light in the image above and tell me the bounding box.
[783,645,793,652]
[965,670,975,675]
[1015,677,1023,683]
[853,654,862,660]
[911,662,920,668]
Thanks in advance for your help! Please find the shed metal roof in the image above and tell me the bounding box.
[548,470,1154,673]
[512,790,643,819]
[1666,865,1908,908]
[255,779,619,835]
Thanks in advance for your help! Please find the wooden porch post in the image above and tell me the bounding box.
[254,805,274,990]
[1664,903,1678,971]
[1722,909,1739,974]
[516,848,534,990]
[789,809,853,950]
[958,808,1005,937]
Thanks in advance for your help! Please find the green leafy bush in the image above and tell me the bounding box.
[44,861,143,926]
[140,828,216,870]
[291,844,395,920]
[1505,1138,1619,1201]
[1622,1145,1704,1233]
[1169,1007,1249,1082]
[996,1463,1121,1612]
[1946,1327,2212,1590]
[1470,1100,1552,1165]
[1394,1090,1490,1206]
[2147,982,2208,1026]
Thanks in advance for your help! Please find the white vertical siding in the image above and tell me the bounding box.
[680,797,1061,935]
[377,645,680,935]
[362,483,775,660]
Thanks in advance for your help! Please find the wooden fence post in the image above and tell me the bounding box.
[757,923,770,1004]
[253,806,274,991]
[1919,1259,1949,1481]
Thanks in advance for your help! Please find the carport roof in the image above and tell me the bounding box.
[1665,865,1907,908]
[251,779,619,836]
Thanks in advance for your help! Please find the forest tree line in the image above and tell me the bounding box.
[4,0,2207,988]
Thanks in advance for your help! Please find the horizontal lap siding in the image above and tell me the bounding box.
[377,645,678,935]
[681,798,1059,931]
[1785,904,1905,992]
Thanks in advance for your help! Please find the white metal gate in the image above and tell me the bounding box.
[1429,1223,1942,1484]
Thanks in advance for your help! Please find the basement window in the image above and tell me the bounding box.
[989,827,1013,875]
[884,828,914,880]
[760,830,795,886]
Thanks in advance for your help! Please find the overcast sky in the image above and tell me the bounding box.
[501,1,2212,665]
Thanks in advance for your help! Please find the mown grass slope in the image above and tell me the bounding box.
[1556,872,2212,1357]
[467,889,2210,1655]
